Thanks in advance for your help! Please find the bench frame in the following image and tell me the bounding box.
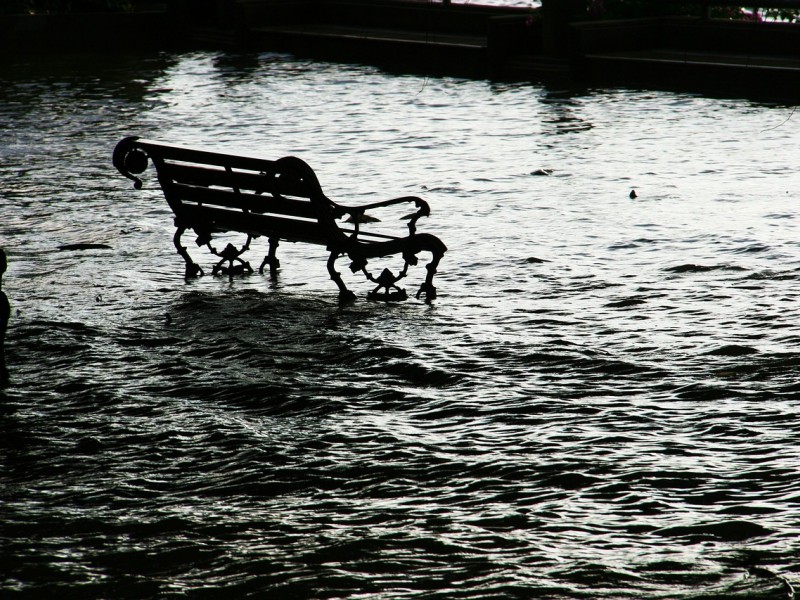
[113,137,446,301]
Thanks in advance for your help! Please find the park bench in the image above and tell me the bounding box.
[112,136,446,301]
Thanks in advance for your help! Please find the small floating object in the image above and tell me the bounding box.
[76,437,104,454]
[705,344,758,357]
[652,519,771,542]
[531,169,553,176]
[58,243,112,251]
[525,257,549,264]
[605,297,647,308]
[629,189,637,199]
[665,263,716,274]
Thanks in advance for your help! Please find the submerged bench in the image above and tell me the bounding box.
[113,137,446,301]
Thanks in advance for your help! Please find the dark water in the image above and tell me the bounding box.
[2,50,800,598]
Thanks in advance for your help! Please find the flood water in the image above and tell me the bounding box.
[2,50,800,598]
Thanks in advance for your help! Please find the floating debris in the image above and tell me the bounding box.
[76,437,104,454]
[58,243,112,251]
[705,344,759,356]
[605,297,647,308]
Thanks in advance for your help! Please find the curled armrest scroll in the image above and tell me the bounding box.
[112,136,148,189]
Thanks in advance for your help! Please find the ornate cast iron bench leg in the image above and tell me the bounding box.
[173,225,203,278]
[210,236,254,282]
[366,266,409,302]
[327,249,357,302]
[416,251,444,302]
[259,237,281,280]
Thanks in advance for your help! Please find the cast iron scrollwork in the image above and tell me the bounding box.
[364,265,409,301]
[333,196,433,301]
[209,235,255,281]
[173,223,204,279]
[112,136,148,189]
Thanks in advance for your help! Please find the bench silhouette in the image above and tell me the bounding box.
[113,137,446,301]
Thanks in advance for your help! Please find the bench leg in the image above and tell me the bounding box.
[416,250,444,302]
[259,238,281,279]
[174,226,203,278]
[211,242,255,282]
[327,250,357,302]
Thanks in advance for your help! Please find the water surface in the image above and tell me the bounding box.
[1,50,799,598]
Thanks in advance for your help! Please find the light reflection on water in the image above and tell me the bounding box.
[1,49,800,598]
[454,0,539,6]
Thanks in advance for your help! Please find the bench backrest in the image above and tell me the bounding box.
[113,137,344,246]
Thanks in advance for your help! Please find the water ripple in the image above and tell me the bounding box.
[2,50,800,599]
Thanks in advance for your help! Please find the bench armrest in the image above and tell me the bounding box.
[334,196,431,236]
[113,136,149,189]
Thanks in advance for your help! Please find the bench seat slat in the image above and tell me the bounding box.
[169,182,319,220]
[139,139,277,174]
[181,204,402,245]
[181,204,329,245]
[161,162,311,199]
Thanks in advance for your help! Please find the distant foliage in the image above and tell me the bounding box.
[761,6,800,21]
[586,0,800,21]
[587,0,700,18]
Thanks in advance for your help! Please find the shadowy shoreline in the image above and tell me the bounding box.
[4,2,800,103]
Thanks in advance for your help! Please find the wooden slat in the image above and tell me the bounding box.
[169,183,320,220]
[180,204,330,245]
[162,162,312,199]
[179,204,402,247]
[138,139,277,173]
